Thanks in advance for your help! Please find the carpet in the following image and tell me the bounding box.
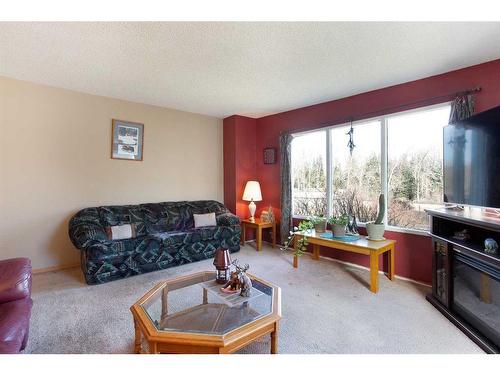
[25,244,483,354]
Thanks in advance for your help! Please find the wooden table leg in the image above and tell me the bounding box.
[293,236,299,268]
[312,244,320,260]
[370,252,379,293]
[256,227,262,251]
[271,322,279,354]
[272,222,276,248]
[387,245,395,281]
[203,288,208,304]
[161,287,168,321]
[133,318,142,354]
[150,341,159,354]
[241,223,246,245]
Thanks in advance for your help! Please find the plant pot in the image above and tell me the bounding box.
[314,220,327,233]
[332,224,346,237]
[366,223,385,240]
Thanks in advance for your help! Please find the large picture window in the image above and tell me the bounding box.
[291,103,451,232]
[291,131,327,217]
[330,120,381,223]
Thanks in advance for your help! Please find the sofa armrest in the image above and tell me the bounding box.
[0,258,32,304]
[216,213,240,227]
[69,208,110,250]
[69,222,110,249]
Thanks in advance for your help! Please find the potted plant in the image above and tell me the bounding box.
[366,194,385,240]
[280,220,314,267]
[309,215,327,233]
[328,214,348,237]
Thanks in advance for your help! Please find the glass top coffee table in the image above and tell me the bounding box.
[130,271,281,354]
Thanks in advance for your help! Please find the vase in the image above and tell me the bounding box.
[314,220,327,233]
[366,223,385,240]
[332,224,346,237]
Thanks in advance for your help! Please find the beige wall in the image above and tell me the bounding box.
[0,76,223,270]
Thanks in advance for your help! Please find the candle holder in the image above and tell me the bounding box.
[213,248,232,284]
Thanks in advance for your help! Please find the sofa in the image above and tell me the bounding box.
[0,258,33,354]
[69,200,241,285]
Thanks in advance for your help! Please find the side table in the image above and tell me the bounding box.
[240,218,277,251]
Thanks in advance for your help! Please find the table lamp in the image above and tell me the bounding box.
[242,181,262,222]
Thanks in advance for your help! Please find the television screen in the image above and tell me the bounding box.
[443,105,500,209]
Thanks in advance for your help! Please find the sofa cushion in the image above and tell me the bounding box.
[105,224,137,240]
[193,213,217,228]
[0,298,33,354]
[0,258,32,304]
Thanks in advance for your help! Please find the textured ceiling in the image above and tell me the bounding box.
[1,22,500,118]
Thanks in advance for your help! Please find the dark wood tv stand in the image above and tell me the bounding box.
[426,207,500,354]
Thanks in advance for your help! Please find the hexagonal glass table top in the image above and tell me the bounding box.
[137,271,277,336]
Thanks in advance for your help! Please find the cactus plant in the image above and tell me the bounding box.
[374,194,385,224]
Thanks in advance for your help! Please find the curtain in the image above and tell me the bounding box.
[448,93,475,203]
[279,132,293,244]
[449,94,475,123]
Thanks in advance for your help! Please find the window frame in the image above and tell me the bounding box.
[291,101,452,236]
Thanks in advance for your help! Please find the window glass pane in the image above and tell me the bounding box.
[387,105,451,230]
[292,131,327,217]
[330,120,381,222]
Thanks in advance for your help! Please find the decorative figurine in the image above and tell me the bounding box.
[452,229,470,241]
[221,270,241,293]
[484,238,498,255]
[234,262,252,297]
[260,205,275,223]
[347,214,358,235]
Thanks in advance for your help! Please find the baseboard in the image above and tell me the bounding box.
[33,263,80,274]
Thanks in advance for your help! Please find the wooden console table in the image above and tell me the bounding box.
[293,230,396,293]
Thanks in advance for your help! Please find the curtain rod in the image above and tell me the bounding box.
[283,86,482,136]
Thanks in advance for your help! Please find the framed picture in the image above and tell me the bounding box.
[263,147,277,164]
[111,119,144,161]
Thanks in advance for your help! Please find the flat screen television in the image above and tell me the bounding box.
[443,105,500,209]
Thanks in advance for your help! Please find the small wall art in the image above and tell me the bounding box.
[263,147,276,164]
[111,119,144,161]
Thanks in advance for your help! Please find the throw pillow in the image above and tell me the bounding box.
[193,213,217,228]
[105,224,137,240]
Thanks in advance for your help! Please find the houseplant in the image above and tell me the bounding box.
[328,214,348,237]
[366,194,385,240]
[280,220,314,267]
[309,215,327,233]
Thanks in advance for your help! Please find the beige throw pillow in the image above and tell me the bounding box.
[105,224,136,240]
[193,213,217,228]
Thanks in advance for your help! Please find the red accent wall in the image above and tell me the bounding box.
[224,59,500,284]
[223,115,257,218]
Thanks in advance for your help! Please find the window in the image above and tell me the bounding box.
[292,131,327,217]
[330,120,381,222]
[387,106,451,230]
[291,103,451,232]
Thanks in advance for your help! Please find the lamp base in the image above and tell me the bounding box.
[248,200,256,222]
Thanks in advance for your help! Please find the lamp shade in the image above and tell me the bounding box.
[242,181,262,202]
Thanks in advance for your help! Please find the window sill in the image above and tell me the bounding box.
[292,216,430,237]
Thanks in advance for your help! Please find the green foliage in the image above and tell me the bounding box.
[374,194,385,224]
[309,215,326,225]
[280,220,313,257]
[328,214,348,226]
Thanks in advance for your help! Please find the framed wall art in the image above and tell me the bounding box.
[263,147,276,164]
[111,119,144,161]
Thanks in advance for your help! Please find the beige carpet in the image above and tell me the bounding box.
[26,244,483,354]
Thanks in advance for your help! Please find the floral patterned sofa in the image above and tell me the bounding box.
[68,200,241,284]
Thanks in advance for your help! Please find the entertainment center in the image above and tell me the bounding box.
[425,104,500,353]
[426,208,499,353]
